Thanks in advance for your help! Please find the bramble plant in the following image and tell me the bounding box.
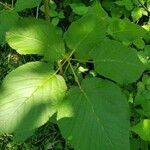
[0,0,150,150]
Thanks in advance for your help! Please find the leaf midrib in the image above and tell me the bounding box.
[3,73,56,125]
[96,59,141,67]
[79,88,114,148]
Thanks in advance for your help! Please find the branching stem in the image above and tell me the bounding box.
[54,50,75,75]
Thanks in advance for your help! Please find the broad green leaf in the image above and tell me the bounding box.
[92,39,144,84]
[0,10,19,44]
[0,62,67,140]
[57,78,130,150]
[108,18,147,44]
[132,119,150,141]
[64,3,108,59]
[15,0,41,11]
[6,18,65,62]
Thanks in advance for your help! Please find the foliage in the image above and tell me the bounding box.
[0,0,150,150]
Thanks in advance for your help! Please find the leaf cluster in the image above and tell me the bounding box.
[0,0,150,150]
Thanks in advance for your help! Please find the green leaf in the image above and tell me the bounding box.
[111,7,129,18]
[40,5,58,17]
[0,10,19,44]
[57,78,130,150]
[132,119,150,141]
[52,17,59,26]
[133,38,145,49]
[6,18,65,62]
[144,45,150,57]
[58,12,65,19]
[92,39,144,84]
[131,7,147,22]
[143,22,150,31]
[108,18,147,44]
[88,1,108,19]
[140,140,149,150]
[115,0,134,10]
[135,79,150,116]
[64,3,108,59]
[15,0,41,11]
[70,3,89,15]
[130,138,140,150]
[0,4,4,10]
[137,51,150,68]
[0,62,67,140]
[101,0,115,11]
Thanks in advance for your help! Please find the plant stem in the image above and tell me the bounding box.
[11,0,14,8]
[68,60,82,90]
[0,2,12,10]
[54,50,75,75]
[64,62,70,74]
[57,60,63,75]
[68,60,89,100]
[36,4,40,19]
[43,0,50,21]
